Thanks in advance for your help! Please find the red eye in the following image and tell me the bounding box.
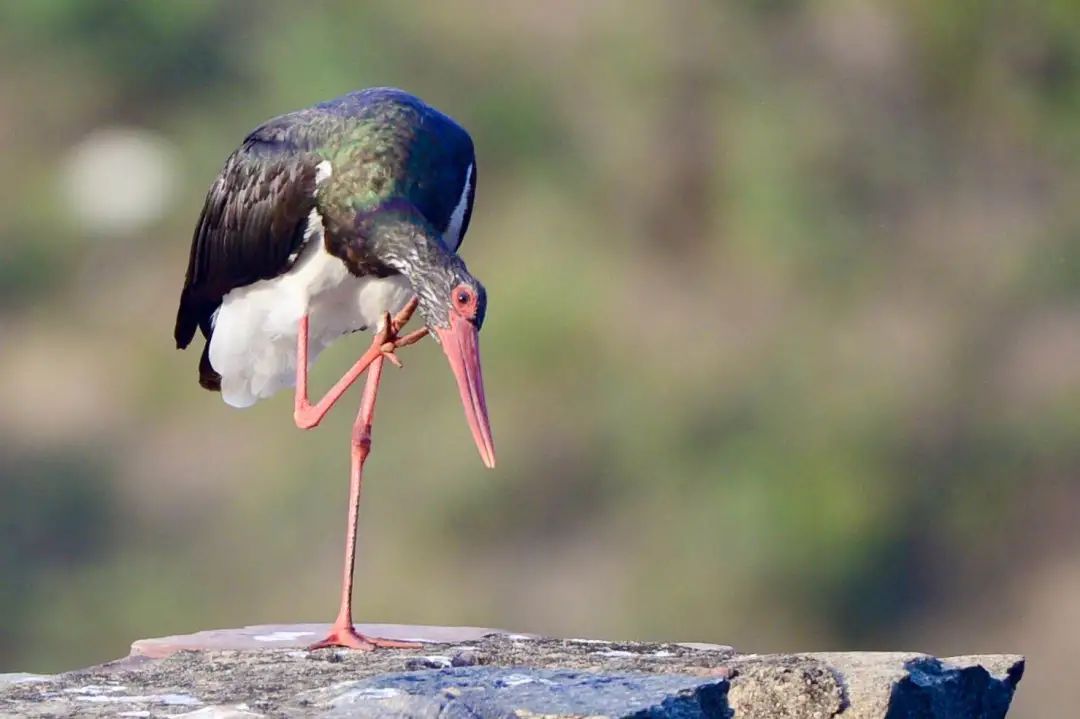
[453,285,476,316]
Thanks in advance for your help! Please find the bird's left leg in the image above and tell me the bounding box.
[307,351,421,651]
[294,298,428,429]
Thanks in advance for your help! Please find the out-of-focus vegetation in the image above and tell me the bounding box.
[1,2,1077,716]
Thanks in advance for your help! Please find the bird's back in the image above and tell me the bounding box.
[300,89,476,250]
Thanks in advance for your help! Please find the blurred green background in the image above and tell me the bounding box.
[1,1,1078,716]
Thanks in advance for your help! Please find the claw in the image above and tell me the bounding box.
[390,297,420,333]
[395,327,429,349]
[377,312,393,345]
[308,623,422,652]
[373,301,427,368]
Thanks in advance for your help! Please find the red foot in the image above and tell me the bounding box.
[307,623,421,651]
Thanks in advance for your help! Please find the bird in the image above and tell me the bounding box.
[174,87,495,651]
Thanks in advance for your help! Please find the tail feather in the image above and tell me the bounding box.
[198,341,222,392]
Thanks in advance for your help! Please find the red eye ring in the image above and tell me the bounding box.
[452,284,476,317]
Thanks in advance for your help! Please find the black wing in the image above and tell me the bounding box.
[174,129,321,389]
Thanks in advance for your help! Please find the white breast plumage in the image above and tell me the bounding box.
[207,161,415,408]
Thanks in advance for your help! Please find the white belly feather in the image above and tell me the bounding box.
[208,216,414,409]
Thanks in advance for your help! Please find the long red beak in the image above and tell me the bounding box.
[435,314,496,469]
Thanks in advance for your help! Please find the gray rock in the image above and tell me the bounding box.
[0,674,48,691]
[296,667,729,718]
[173,706,267,719]
[0,626,1024,718]
[725,654,845,718]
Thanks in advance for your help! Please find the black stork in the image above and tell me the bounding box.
[174,88,495,650]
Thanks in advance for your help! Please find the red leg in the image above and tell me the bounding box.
[307,355,420,651]
[294,298,428,430]
[294,317,383,430]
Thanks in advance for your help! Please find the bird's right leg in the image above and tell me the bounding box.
[307,353,421,651]
[293,297,428,429]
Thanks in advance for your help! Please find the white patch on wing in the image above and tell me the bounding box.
[443,162,472,251]
[286,207,323,264]
[314,159,333,185]
[287,160,330,265]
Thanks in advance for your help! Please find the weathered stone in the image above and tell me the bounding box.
[725,654,845,718]
[0,626,1024,718]
[0,674,47,691]
[294,667,729,718]
[780,652,1026,719]
[130,623,513,658]
[173,706,267,719]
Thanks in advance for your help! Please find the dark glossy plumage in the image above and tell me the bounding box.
[175,88,477,392]
[175,141,319,350]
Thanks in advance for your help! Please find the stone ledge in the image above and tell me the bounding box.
[0,624,1023,718]
[129,623,525,659]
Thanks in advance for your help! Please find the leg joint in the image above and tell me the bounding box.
[351,424,372,451]
[293,406,320,430]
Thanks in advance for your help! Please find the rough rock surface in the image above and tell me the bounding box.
[0,624,1024,718]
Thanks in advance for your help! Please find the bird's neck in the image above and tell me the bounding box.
[361,202,460,288]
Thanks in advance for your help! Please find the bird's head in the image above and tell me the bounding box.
[414,257,488,334]
[359,200,495,469]
[413,257,494,469]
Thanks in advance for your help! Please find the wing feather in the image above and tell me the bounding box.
[174,131,321,353]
